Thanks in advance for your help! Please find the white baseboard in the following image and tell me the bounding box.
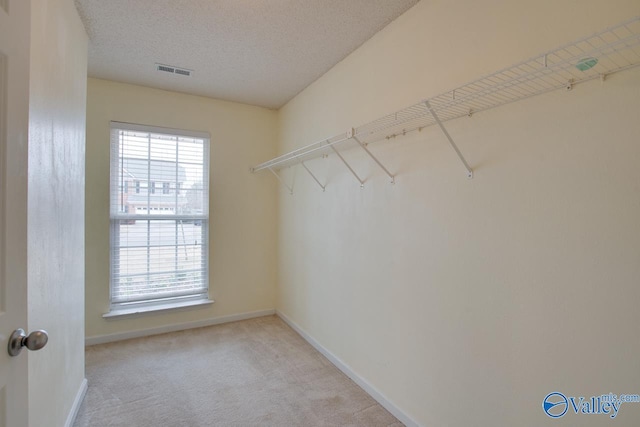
[276,310,421,427]
[65,378,88,427]
[85,309,276,346]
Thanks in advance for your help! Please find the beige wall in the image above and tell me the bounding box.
[277,1,640,426]
[28,0,88,425]
[85,78,278,339]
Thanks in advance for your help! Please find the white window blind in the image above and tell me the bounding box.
[109,121,210,309]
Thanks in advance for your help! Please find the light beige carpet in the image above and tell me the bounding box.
[74,315,403,427]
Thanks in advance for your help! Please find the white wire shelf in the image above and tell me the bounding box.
[251,17,640,187]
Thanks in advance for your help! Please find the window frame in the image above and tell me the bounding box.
[108,121,211,315]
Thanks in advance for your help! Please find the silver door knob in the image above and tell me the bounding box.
[7,328,48,357]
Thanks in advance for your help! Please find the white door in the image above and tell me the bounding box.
[0,1,33,426]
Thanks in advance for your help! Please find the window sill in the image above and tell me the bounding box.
[103,298,214,319]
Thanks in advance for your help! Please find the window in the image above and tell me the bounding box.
[110,121,210,312]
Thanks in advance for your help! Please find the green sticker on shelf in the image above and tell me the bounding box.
[575,57,598,71]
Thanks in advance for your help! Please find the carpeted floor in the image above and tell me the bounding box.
[74,315,402,426]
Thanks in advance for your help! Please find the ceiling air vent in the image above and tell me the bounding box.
[155,63,193,77]
[174,68,192,76]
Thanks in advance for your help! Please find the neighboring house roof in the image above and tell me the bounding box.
[121,157,187,183]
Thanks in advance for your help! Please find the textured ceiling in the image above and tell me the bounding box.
[75,0,420,109]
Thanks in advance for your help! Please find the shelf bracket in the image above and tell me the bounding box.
[352,132,395,184]
[424,100,474,179]
[301,161,325,192]
[268,167,294,195]
[329,143,365,188]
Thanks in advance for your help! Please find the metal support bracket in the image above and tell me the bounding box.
[566,79,574,91]
[268,167,294,195]
[329,143,365,188]
[301,161,325,192]
[424,100,474,179]
[351,130,395,184]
